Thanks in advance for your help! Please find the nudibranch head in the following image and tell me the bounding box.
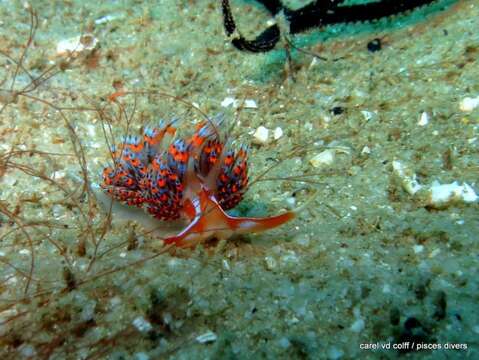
[100,116,296,248]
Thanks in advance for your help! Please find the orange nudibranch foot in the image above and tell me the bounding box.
[162,189,295,248]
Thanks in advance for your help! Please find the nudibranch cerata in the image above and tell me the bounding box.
[99,117,308,248]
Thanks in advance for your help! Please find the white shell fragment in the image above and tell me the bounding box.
[413,245,424,254]
[392,160,478,207]
[220,97,236,107]
[244,99,258,108]
[132,316,153,333]
[56,34,98,57]
[417,112,429,126]
[361,110,376,121]
[361,146,371,155]
[309,57,319,69]
[392,161,423,195]
[252,126,270,145]
[95,14,118,25]
[310,145,350,168]
[220,97,257,109]
[459,96,479,112]
[195,330,217,344]
[429,181,478,205]
[273,126,283,140]
[310,149,335,168]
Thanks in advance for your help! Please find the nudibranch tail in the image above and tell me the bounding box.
[163,189,296,248]
[100,116,309,248]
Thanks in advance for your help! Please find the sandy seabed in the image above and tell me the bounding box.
[0,0,478,359]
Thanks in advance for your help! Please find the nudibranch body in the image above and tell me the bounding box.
[100,117,297,248]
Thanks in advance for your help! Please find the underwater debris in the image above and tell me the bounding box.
[99,116,316,248]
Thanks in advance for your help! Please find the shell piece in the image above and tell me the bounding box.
[417,112,429,126]
[56,34,98,57]
[196,331,217,343]
[392,160,423,195]
[252,126,269,144]
[273,127,283,140]
[459,96,479,112]
[429,181,478,206]
[310,149,335,168]
[392,160,478,208]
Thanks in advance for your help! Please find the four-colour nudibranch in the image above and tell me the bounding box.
[100,117,308,248]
